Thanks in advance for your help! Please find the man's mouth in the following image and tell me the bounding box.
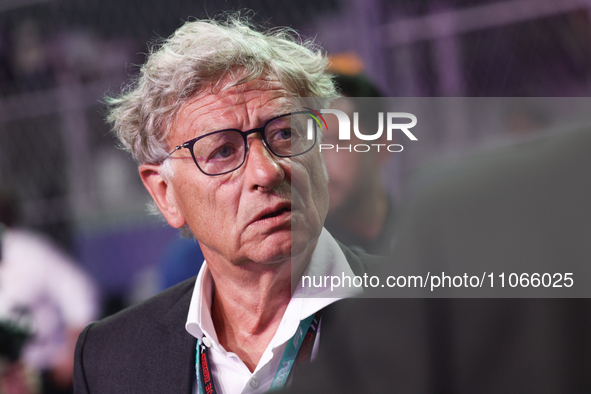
[253,203,292,225]
[260,206,291,220]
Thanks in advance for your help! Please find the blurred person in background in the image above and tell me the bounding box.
[0,189,98,394]
[322,70,396,255]
[285,125,591,393]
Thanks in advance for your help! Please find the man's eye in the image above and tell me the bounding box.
[271,128,292,140]
[280,129,292,140]
[210,145,235,159]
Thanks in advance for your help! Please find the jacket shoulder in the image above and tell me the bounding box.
[93,276,196,333]
[74,277,197,393]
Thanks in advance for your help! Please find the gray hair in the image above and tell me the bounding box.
[107,13,336,165]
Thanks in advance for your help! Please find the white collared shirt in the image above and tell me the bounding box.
[185,228,360,393]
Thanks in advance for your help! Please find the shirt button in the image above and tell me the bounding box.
[249,377,259,389]
[202,337,212,347]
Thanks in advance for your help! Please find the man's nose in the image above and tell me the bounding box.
[244,138,285,191]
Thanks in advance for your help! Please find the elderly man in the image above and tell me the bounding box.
[73,16,376,394]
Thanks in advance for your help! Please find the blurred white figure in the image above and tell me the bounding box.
[0,192,98,393]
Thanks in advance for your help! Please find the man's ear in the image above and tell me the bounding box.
[139,163,186,229]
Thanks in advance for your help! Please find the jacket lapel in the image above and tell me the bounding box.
[146,284,197,393]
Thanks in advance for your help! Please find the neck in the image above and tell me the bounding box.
[204,246,313,372]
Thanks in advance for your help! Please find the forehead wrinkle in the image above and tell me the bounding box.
[173,80,293,145]
[200,92,290,131]
[169,98,215,146]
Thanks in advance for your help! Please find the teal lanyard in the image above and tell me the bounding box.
[195,312,321,393]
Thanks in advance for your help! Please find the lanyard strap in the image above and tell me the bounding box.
[269,311,321,390]
[196,339,217,394]
[195,311,322,394]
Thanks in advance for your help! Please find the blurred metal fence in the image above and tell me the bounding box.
[0,0,339,248]
[1,0,591,249]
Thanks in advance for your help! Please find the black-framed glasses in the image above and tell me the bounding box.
[165,111,319,176]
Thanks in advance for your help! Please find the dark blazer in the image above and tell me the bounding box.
[73,243,381,393]
[286,127,591,393]
[390,127,591,393]
[74,278,197,393]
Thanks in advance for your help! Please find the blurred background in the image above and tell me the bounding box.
[1,0,591,313]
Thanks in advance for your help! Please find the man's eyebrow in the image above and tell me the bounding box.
[265,111,291,121]
[183,101,294,137]
[186,121,215,137]
[271,104,292,116]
